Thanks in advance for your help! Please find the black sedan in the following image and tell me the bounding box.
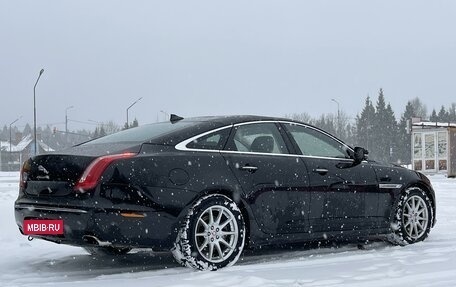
[14,115,436,270]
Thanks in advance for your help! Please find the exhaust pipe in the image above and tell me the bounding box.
[82,235,112,247]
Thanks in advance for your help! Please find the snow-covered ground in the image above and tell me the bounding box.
[1,172,455,287]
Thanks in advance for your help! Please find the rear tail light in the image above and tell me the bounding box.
[74,153,136,193]
[20,160,31,189]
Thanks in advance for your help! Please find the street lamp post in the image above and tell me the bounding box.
[160,110,169,121]
[331,98,340,136]
[33,69,44,156]
[65,106,74,134]
[126,97,142,128]
[9,116,21,171]
[65,106,74,146]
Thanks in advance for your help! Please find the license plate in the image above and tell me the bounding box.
[24,219,64,235]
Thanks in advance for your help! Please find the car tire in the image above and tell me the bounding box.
[388,187,434,245]
[172,194,246,271]
[83,246,131,256]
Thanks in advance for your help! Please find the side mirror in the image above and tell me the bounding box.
[353,147,368,163]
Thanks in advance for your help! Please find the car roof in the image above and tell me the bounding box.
[180,115,292,125]
[147,115,308,146]
[76,114,313,151]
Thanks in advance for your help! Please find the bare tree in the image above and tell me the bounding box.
[102,120,121,135]
[285,112,312,123]
[409,97,427,119]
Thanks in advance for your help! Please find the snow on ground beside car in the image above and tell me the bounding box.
[0,172,455,287]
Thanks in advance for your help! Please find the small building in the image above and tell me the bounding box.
[411,121,456,177]
[0,135,54,171]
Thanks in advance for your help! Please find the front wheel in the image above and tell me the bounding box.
[172,194,246,270]
[388,187,434,245]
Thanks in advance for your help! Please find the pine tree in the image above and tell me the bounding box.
[370,89,398,163]
[0,125,7,141]
[449,103,456,122]
[23,123,32,136]
[123,118,140,130]
[429,109,438,122]
[99,126,107,137]
[355,89,399,163]
[371,89,388,161]
[132,118,139,128]
[397,101,415,165]
[438,106,449,122]
[384,103,398,162]
[356,96,376,152]
[93,127,99,138]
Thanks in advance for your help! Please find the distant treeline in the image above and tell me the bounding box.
[0,119,139,151]
[287,89,456,165]
[3,90,455,165]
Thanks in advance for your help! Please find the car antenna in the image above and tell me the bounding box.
[170,114,184,124]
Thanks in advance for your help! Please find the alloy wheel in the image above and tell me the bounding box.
[194,206,239,263]
[402,195,429,239]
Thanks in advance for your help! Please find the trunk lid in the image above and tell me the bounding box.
[23,154,96,196]
[22,143,141,197]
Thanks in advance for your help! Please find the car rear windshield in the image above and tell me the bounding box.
[82,121,196,145]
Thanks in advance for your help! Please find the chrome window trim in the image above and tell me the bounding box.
[175,125,234,152]
[174,120,355,162]
[379,184,403,189]
[220,150,354,162]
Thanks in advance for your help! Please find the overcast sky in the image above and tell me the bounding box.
[1,0,455,131]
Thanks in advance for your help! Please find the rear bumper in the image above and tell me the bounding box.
[14,202,178,250]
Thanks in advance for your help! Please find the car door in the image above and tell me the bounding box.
[282,123,379,233]
[221,122,311,234]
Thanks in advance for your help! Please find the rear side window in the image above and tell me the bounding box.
[186,127,231,150]
[225,123,288,154]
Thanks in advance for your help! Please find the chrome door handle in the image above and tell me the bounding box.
[313,168,328,175]
[240,166,258,171]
